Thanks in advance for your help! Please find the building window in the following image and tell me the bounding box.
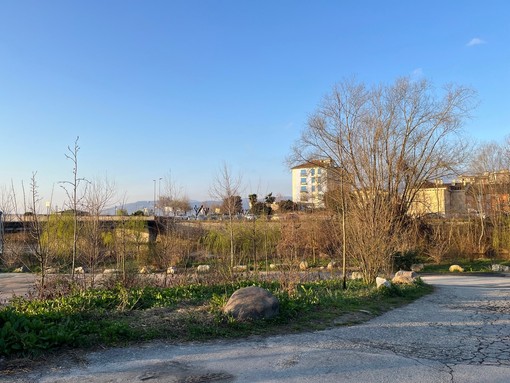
[301,177,307,185]
[300,186,307,192]
[318,168,322,175]
[300,169,307,176]
[310,168,315,176]
[312,185,316,192]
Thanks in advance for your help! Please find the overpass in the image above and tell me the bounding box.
[0,214,176,243]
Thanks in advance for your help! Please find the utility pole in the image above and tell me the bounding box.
[0,211,3,255]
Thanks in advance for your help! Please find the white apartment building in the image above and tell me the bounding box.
[291,159,335,208]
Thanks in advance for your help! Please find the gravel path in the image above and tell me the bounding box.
[2,274,510,382]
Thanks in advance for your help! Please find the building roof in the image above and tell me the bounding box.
[291,159,334,170]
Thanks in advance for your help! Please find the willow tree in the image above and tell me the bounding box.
[291,77,476,282]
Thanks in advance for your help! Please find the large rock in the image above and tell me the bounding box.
[449,264,464,273]
[139,266,155,274]
[103,268,121,274]
[392,270,418,284]
[327,261,337,270]
[196,265,210,273]
[223,286,279,321]
[492,264,510,272]
[376,277,391,289]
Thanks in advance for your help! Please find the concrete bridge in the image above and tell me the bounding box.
[0,214,176,243]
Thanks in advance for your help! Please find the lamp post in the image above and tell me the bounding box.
[153,179,156,216]
[158,177,162,215]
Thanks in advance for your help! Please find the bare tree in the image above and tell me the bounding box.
[60,136,87,280]
[291,77,476,281]
[82,176,116,286]
[158,173,190,216]
[0,184,16,267]
[23,173,53,294]
[468,139,510,254]
[209,163,243,268]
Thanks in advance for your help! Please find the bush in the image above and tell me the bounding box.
[393,250,421,271]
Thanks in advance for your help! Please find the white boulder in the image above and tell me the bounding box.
[376,277,391,289]
[197,264,210,273]
[103,268,120,274]
[449,264,464,273]
[299,261,309,270]
[492,264,510,272]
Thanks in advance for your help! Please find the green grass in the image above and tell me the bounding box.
[422,259,510,273]
[0,279,433,357]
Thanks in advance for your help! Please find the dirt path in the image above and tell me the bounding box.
[0,273,36,303]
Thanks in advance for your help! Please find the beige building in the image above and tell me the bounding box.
[409,181,466,216]
[291,159,337,208]
[409,170,510,217]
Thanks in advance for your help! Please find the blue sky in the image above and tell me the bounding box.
[1,1,509,209]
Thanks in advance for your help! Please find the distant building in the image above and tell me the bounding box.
[408,180,466,216]
[459,170,510,215]
[291,159,339,208]
[409,170,510,217]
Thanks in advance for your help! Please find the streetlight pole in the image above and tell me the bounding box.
[158,177,162,215]
[153,179,156,216]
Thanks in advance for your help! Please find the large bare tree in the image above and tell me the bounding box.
[158,172,191,216]
[209,163,243,268]
[291,77,476,281]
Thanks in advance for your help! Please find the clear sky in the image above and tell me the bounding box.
[1,0,509,210]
